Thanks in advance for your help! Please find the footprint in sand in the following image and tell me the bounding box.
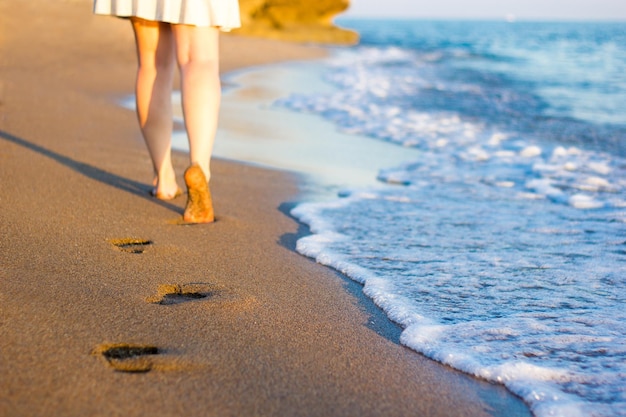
[92,343,160,373]
[147,283,257,310]
[146,283,221,305]
[108,238,153,254]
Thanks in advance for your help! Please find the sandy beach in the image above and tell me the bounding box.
[0,1,531,416]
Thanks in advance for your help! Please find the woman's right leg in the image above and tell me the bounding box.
[131,18,180,199]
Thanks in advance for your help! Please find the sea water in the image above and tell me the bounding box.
[277,20,626,417]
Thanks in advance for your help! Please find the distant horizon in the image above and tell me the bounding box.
[342,0,626,22]
[337,14,626,23]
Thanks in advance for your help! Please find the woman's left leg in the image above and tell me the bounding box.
[172,24,220,223]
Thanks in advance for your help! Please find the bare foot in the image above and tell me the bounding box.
[183,164,215,224]
[151,174,181,200]
[150,187,182,201]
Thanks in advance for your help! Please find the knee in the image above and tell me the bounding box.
[178,58,218,73]
[178,59,219,80]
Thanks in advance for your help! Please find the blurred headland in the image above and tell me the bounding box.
[233,0,359,45]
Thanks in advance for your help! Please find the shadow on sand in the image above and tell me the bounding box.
[0,129,182,215]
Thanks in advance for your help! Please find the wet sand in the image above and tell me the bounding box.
[0,1,531,416]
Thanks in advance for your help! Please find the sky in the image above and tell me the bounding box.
[342,0,626,21]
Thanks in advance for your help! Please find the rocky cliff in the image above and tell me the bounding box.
[233,0,358,45]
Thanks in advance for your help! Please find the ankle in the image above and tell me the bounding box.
[189,162,210,183]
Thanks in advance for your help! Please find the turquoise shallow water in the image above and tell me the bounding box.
[278,20,626,417]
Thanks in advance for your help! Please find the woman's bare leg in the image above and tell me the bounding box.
[172,25,220,223]
[172,25,220,182]
[131,18,180,199]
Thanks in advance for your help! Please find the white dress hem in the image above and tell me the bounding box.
[93,0,241,30]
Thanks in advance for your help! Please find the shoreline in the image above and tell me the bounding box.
[1,1,531,416]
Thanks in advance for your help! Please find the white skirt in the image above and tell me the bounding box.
[93,0,241,31]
